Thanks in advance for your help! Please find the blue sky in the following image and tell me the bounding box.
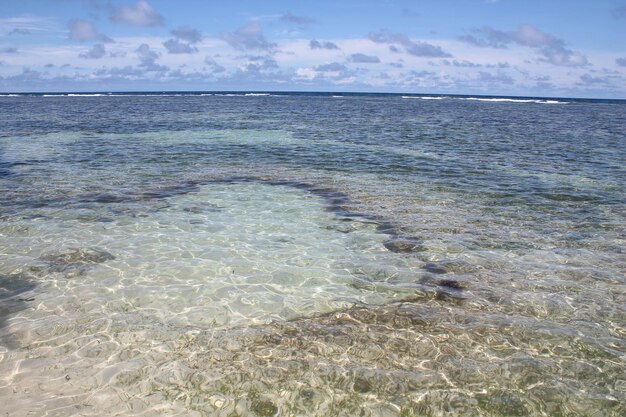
[0,0,625,97]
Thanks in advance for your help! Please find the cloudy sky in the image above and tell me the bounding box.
[1,0,625,97]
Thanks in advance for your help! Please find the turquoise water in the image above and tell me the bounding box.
[0,93,624,416]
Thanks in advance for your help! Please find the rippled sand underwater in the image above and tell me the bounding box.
[0,94,625,416]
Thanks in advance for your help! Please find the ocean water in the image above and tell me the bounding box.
[0,92,624,416]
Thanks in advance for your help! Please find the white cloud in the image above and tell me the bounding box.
[0,29,623,97]
[136,43,167,72]
[68,19,113,43]
[316,62,347,72]
[204,57,226,73]
[79,43,106,59]
[460,24,588,67]
[237,55,279,73]
[163,39,197,54]
[349,53,380,63]
[171,26,203,44]
[221,23,276,52]
[309,40,340,50]
[280,12,315,26]
[579,73,610,85]
[162,26,203,54]
[369,31,452,58]
[0,16,59,36]
[295,61,355,83]
[294,67,317,80]
[112,1,164,27]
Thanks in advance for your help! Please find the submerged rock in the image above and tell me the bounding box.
[423,260,478,274]
[476,390,529,416]
[251,400,278,416]
[353,377,372,393]
[40,248,115,265]
[422,263,448,274]
[383,237,426,253]
[0,272,38,338]
[39,248,115,277]
[438,279,466,290]
[82,193,128,204]
[0,272,37,299]
[435,290,465,303]
[434,279,467,303]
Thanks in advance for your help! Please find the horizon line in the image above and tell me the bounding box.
[1,90,625,101]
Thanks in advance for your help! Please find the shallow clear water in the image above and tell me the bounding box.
[0,93,624,416]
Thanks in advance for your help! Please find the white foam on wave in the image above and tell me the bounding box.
[42,94,107,97]
[462,97,568,104]
[399,95,569,104]
[41,93,208,98]
[402,96,446,100]
[212,93,278,97]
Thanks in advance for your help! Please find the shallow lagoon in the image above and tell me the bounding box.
[0,93,624,416]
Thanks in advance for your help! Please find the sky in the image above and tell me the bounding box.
[0,0,625,97]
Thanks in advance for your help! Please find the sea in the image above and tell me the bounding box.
[0,92,624,416]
